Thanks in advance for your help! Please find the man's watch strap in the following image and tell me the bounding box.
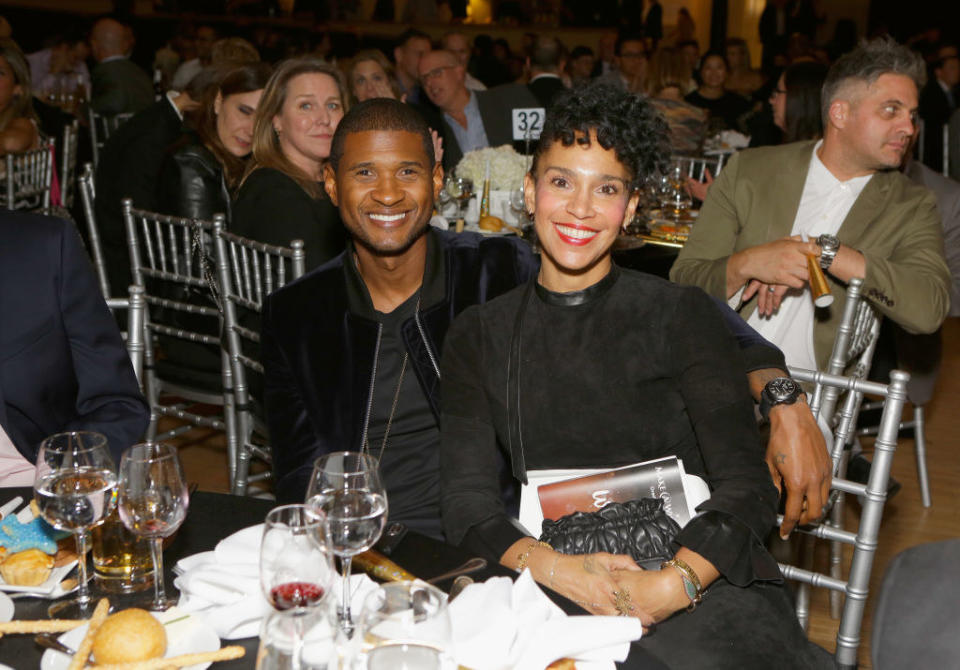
[759,376,803,422]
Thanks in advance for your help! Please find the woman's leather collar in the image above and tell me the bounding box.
[534,264,620,307]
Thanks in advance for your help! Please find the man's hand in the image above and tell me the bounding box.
[684,168,713,203]
[767,398,832,538]
[726,237,820,299]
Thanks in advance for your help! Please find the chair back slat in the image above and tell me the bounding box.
[670,154,725,183]
[0,140,55,211]
[212,218,305,495]
[60,120,79,208]
[88,109,133,168]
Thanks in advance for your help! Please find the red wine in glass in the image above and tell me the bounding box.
[269,581,326,610]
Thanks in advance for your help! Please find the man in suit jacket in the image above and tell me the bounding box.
[417,49,538,172]
[672,38,951,374]
[94,93,193,296]
[89,17,154,115]
[0,212,148,483]
[526,36,567,109]
[918,55,959,173]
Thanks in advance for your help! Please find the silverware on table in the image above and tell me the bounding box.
[447,575,474,602]
[34,633,76,656]
[425,557,487,585]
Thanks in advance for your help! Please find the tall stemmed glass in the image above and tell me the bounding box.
[445,176,474,223]
[33,431,117,618]
[117,442,189,611]
[306,452,387,636]
[259,505,336,670]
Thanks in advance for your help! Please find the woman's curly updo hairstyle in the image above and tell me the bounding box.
[530,80,670,189]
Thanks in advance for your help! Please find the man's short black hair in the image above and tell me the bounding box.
[329,98,435,172]
[395,27,431,50]
[570,45,594,60]
[614,32,646,57]
[531,80,669,189]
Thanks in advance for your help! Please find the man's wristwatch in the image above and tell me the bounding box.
[816,234,840,271]
[759,377,803,422]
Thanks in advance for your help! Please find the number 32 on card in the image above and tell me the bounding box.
[512,108,546,141]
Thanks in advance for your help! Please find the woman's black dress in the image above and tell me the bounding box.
[439,266,831,669]
[232,167,345,270]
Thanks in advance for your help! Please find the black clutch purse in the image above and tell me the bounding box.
[539,498,680,570]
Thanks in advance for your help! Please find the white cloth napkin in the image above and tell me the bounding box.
[448,570,643,670]
[174,523,380,640]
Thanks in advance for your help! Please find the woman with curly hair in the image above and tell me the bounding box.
[0,37,38,155]
[157,62,272,220]
[439,81,829,668]
[233,58,346,269]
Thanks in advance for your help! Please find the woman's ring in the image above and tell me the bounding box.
[768,286,776,293]
[613,588,634,616]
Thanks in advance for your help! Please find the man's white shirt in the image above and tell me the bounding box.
[745,141,872,371]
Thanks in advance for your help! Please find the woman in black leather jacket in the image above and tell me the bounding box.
[157,62,272,220]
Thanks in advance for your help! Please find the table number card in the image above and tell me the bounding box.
[512,108,546,141]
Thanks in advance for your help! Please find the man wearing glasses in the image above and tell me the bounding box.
[415,49,538,172]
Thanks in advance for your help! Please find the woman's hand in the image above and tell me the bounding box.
[611,567,691,627]
[520,547,641,617]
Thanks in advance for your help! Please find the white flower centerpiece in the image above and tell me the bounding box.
[452,145,530,226]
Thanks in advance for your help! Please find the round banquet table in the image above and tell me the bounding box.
[0,489,668,670]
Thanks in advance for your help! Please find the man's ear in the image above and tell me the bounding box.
[828,99,849,129]
[323,163,339,205]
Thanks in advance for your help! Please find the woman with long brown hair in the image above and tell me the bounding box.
[232,57,347,269]
[0,37,39,154]
[157,62,272,220]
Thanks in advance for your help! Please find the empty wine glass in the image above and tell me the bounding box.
[306,452,387,636]
[508,186,526,223]
[117,442,189,611]
[33,431,117,618]
[354,582,454,670]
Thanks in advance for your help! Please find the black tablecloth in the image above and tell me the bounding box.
[0,489,666,669]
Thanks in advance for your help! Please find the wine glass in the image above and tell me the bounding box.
[658,163,693,223]
[260,505,336,670]
[507,186,526,224]
[33,431,117,618]
[261,504,335,611]
[306,452,387,636]
[354,582,454,670]
[256,607,337,670]
[445,176,474,223]
[116,442,189,611]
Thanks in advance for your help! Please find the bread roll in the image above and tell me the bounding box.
[478,215,504,232]
[0,548,53,586]
[93,608,167,665]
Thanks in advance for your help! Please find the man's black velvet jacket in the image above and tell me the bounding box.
[261,228,540,503]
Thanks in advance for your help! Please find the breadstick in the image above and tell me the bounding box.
[85,644,246,669]
[0,619,85,634]
[68,598,110,670]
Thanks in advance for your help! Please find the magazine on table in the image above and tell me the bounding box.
[519,456,711,538]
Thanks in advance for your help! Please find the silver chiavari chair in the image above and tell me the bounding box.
[88,109,133,168]
[213,218,305,496]
[785,278,882,628]
[778,367,909,670]
[1,139,55,212]
[59,119,79,209]
[671,154,726,183]
[123,199,234,449]
[78,162,112,299]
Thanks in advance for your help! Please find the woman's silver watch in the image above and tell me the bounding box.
[816,234,840,271]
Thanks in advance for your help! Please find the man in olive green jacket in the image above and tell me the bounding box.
[672,38,951,374]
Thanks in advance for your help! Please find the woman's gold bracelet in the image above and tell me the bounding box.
[516,540,552,572]
[662,557,703,611]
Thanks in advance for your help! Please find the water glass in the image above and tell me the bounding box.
[354,582,455,670]
[256,607,338,670]
[33,431,117,618]
[117,442,190,611]
[306,452,387,636]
